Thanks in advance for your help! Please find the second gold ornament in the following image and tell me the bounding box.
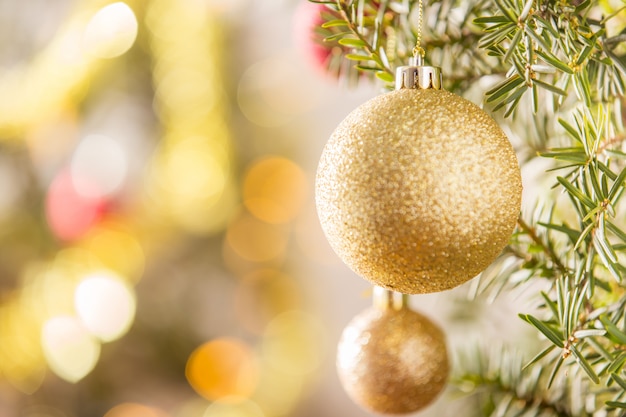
[337,287,449,414]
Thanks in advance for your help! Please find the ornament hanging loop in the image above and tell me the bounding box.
[410,55,423,67]
[396,0,441,90]
[413,0,426,60]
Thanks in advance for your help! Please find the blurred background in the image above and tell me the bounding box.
[0,1,535,416]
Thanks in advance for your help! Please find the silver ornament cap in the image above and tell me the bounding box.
[395,56,442,90]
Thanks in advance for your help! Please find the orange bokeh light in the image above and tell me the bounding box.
[185,337,259,401]
[243,156,308,224]
[225,212,289,263]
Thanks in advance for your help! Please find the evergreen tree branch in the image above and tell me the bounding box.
[333,0,395,82]
[454,345,590,417]
[517,216,570,277]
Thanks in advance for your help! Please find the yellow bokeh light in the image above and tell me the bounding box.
[234,269,302,334]
[243,156,308,224]
[53,247,102,280]
[0,297,46,394]
[150,135,235,234]
[41,315,101,383]
[159,136,227,200]
[261,311,326,377]
[203,398,265,417]
[146,0,235,236]
[154,66,218,119]
[21,263,77,320]
[74,270,136,342]
[252,366,303,417]
[83,2,138,59]
[185,338,259,401]
[104,403,169,417]
[225,212,289,263]
[84,223,145,282]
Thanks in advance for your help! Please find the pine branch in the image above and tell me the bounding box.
[311,0,510,90]
[453,345,590,417]
[333,0,395,83]
[476,0,626,112]
[517,216,570,277]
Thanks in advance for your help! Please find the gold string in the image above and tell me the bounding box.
[412,0,425,59]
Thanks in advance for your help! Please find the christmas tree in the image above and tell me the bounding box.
[308,0,626,415]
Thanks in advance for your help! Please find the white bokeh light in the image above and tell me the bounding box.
[41,315,101,383]
[74,270,136,342]
[70,134,128,198]
[83,2,138,59]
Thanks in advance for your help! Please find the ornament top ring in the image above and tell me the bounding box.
[315,58,522,294]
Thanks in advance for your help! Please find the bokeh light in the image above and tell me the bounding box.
[0,296,46,394]
[186,337,260,402]
[45,169,107,241]
[150,135,234,234]
[146,0,236,235]
[0,4,105,136]
[74,270,136,342]
[83,2,138,59]
[243,156,308,224]
[261,311,326,377]
[154,67,219,122]
[104,402,169,417]
[251,364,304,417]
[225,212,289,263]
[155,136,228,204]
[70,134,128,198]
[83,223,145,282]
[21,260,78,320]
[41,315,101,383]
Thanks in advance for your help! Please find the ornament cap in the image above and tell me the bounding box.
[395,59,442,90]
[372,286,407,311]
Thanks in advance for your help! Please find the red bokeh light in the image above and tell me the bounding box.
[45,169,108,241]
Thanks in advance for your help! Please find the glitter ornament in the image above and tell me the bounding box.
[315,61,522,294]
[337,287,449,414]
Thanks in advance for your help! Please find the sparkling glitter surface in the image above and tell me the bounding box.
[315,88,522,294]
[336,305,449,414]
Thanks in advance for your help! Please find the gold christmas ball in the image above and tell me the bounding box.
[336,303,449,414]
[316,88,522,294]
